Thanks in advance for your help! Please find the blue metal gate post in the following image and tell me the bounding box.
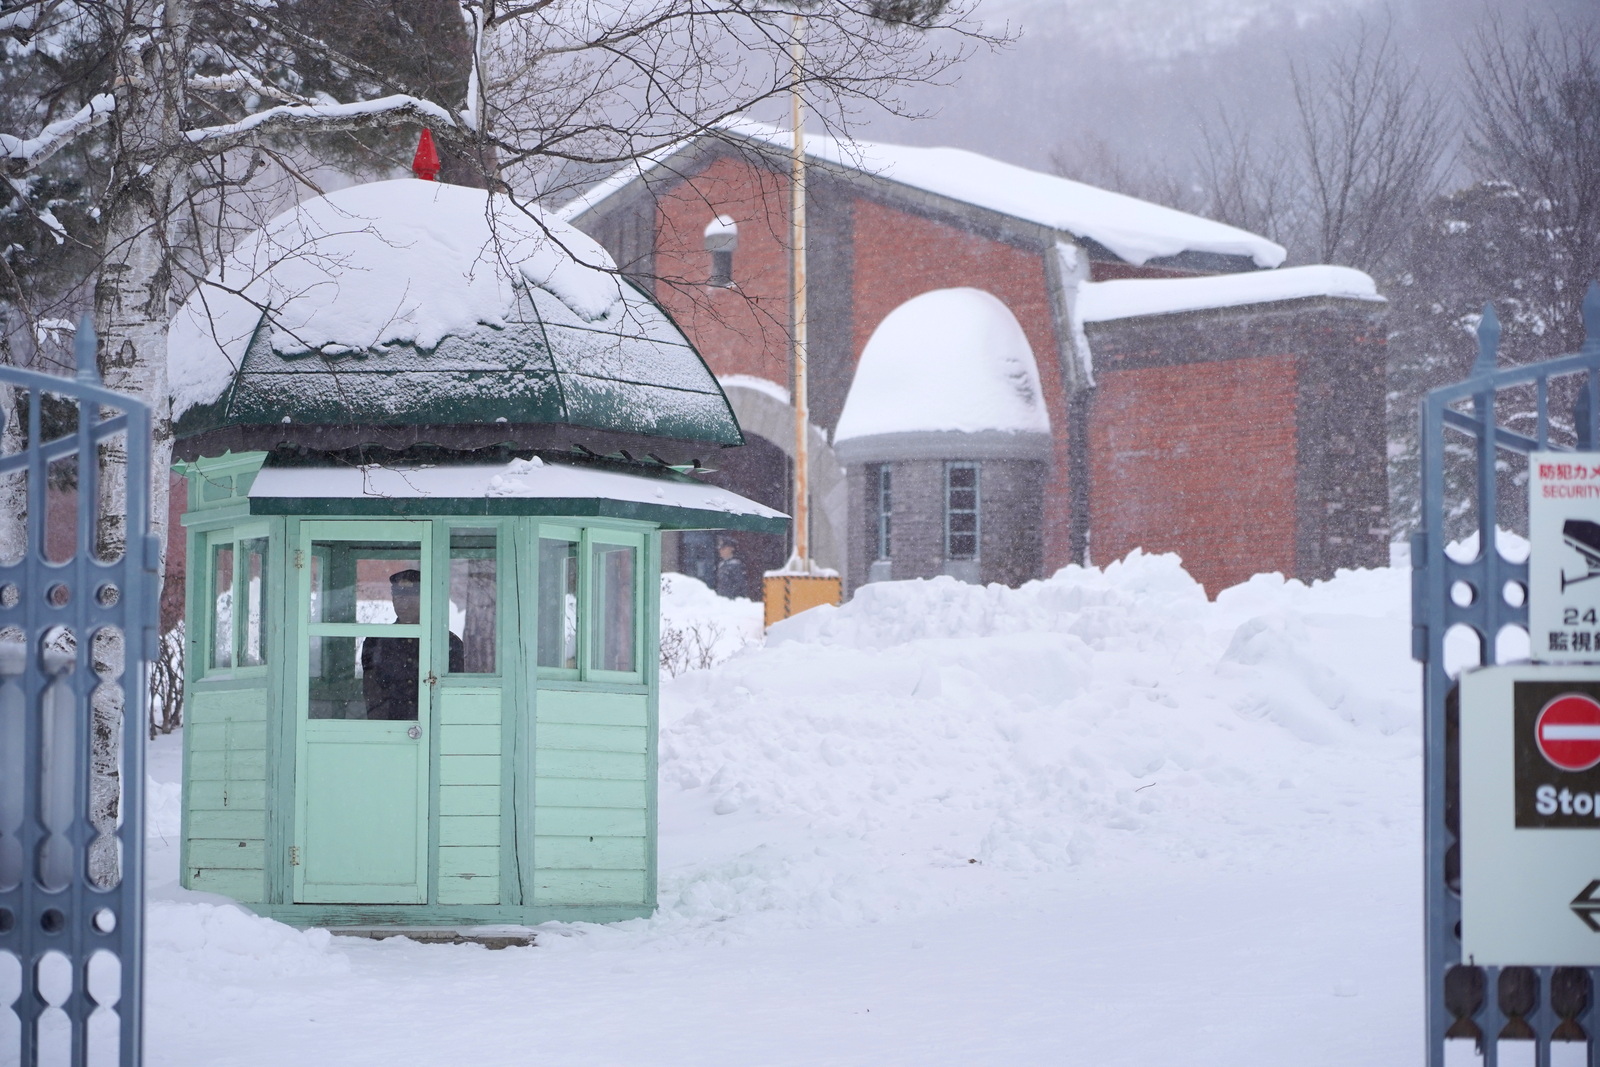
[0,317,159,1065]
[1418,283,1600,1066]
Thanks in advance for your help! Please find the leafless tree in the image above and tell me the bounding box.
[1464,15,1600,352]
[1191,107,1296,248]
[1048,133,1202,215]
[1289,16,1453,273]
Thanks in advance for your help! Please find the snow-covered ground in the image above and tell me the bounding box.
[143,552,1423,1065]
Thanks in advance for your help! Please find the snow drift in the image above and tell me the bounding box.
[645,551,1417,935]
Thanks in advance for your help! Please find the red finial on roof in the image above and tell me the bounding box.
[413,128,441,181]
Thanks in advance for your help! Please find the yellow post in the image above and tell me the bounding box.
[762,14,841,628]
[763,573,842,629]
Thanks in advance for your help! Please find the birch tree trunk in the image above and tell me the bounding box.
[0,383,24,565]
[86,0,187,885]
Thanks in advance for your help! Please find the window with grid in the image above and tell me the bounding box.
[875,465,892,560]
[944,462,979,561]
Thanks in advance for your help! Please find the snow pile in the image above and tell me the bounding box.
[659,574,764,677]
[564,119,1286,269]
[168,179,633,417]
[649,551,1417,934]
[148,902,349,982]
[146,777,184,840]
[1076,264,1383,323]
[834,288,1050,443]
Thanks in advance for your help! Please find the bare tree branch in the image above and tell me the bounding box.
[1,93,115,177]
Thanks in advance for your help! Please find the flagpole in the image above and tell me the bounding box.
[789,12,810,572]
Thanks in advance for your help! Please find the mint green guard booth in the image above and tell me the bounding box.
[167,178,785,928]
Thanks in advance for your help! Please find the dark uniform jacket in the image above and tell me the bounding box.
[361,632,465,720]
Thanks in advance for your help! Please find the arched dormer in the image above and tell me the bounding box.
[835,288,1050,588]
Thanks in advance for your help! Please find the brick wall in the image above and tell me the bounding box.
[652,154,793,385]
[1087,355,1299,595]
[1084,298,1388,595]
[978,459,1046,587]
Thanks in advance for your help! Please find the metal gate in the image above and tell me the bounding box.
[1417,282,1600,1065]
[0,318,158,1065]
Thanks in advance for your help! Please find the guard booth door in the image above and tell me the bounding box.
[293,521,433,904]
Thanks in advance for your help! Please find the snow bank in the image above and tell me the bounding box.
[649,551,1417,934]
[149,902,348,982]
[659,573,763,676]
[1076,264,1383,323]
[147,777,183,840]
[834,288,1050,442]
[168,179,634,418]
[564,119,1286,270]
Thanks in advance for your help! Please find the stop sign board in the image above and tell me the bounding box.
[1537,693,1600,771]
[1461,665,1600,966]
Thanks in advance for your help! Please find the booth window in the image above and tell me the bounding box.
[210,542,233,670]
[449,527,497,673]
[240,537,268,666]
[704,214,738,287]
[537,527,642,681]
[537,534,580,670]
[945,462,980,561]
[306,538,423,720]
[875,464,893,560]
[207,530,270,672]
[590,541,638,674]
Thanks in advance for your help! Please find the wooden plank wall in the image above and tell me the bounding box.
[437,689,502,904]
[533,689,650,905]
[183,688,269,900]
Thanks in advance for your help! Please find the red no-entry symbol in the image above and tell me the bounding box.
[1536,693,1600,771]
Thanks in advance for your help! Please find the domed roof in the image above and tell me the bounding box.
[169,179,741,449]
[834,288,1050,462]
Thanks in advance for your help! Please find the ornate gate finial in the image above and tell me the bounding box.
[73,313,99,385]
[1474,303,1501,377]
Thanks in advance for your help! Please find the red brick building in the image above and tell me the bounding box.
[564,122,1389,596]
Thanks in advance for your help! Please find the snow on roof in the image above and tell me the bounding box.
[1076,264,1384,323]
[835,288,1050,443]
[562,119,1286,270]
[169,179,638,419]
[249,457,786,520]
[718,374,790,405]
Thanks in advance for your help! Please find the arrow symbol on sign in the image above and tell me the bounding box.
[1572,880,1600,931]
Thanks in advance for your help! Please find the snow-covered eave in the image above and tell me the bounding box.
[1076,265,1387,325]
[834,428,1052,466]
[247,460,788,532]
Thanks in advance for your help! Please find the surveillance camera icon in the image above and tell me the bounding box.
[1561,519,1600,591]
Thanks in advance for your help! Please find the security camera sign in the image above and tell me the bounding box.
[1530,452,1600,661]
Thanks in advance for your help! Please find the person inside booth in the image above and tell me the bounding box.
[361,569,464,720]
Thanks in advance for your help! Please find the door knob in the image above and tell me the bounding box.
[407,725,421,740]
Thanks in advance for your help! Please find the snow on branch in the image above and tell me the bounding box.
[183,94,456,150]
[187,71,312,106]
[1,94,114,177]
